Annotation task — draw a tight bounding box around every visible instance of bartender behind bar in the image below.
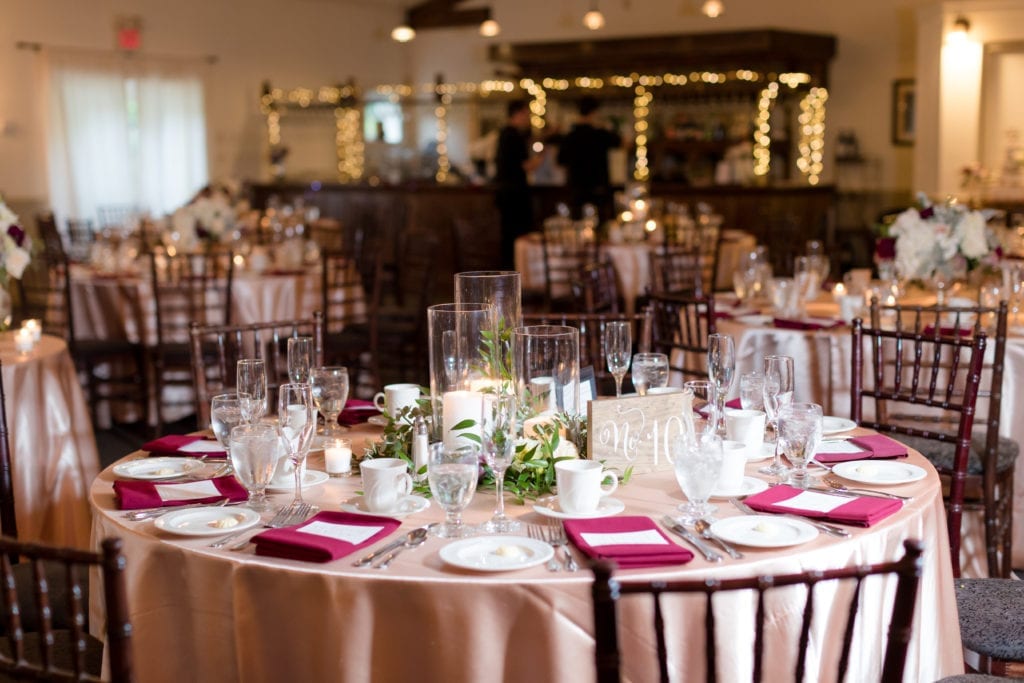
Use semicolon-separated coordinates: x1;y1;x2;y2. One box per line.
557;95;622;221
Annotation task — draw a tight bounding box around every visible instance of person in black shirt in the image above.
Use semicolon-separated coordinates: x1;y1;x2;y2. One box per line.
495;99;539;270
557;96;622;220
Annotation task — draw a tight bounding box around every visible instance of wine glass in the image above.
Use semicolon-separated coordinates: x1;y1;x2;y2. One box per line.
739;372;764;411
210;393;243;457
778;402;823;490
758;355;795;477
237;358;267;424
287;336;315;384
310;366;350;437
683;379;717;437
428;443;479;538
706;334;735;434
277;383;317;509
672;431;723;523
481;394;519;533
229;423;279;511
605;321;632;397
632;352;669;396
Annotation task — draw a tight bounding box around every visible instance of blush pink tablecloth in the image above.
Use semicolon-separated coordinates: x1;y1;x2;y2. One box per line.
89;426;962;682
2;333;99;549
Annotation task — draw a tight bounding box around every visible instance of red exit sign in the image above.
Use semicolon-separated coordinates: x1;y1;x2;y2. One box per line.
115;16;142;52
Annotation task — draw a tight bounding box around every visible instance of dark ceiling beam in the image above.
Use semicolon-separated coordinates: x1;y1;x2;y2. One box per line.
406;0;491;30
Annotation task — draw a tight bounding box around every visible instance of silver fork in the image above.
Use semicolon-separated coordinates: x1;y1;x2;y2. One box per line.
527;525;561;571
224;503;318;551
544;523;578;572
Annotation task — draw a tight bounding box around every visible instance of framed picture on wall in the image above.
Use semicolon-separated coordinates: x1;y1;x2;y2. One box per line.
892;79;916;146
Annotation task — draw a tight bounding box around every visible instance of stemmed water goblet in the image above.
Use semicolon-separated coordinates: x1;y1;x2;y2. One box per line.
632;352;669;396
672;431;723;523
683;379;717;437
228;422;279;511
277;383;317;511
237;358;267;424
310;366;350;437
604;321;632;397
778;402;823;490
287;336;315;384
428;443;479;538
210;393;244;458
481;394;519;533
706;334;735;434
758;355;795;477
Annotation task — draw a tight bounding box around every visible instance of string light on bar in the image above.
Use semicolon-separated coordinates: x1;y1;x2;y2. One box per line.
753;81;779;177
435;92;452;183
633;85;653;181
520;79;547;130
335;106;364;183
796;86;828;185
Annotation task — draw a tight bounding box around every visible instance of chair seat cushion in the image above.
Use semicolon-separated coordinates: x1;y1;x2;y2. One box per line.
956;578;1024;662
0;630;104;677
895;433;1018;475
937;675;1014;682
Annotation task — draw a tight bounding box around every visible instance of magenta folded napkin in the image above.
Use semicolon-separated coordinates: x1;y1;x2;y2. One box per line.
114;475;247;510
772;317;844;331
338;399;381;427
253;511;401;563
141;434;227;458
726;398;742;409
742;484;902;527
815;434;909;464
563;516;694;568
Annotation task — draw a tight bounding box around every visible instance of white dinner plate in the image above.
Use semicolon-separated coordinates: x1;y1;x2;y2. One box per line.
265;470;330;493
710;515;818;548
821;416;857;435
340;494;430;518
154;507;261;537
735;314;773;326
709;477;769;500
831;460;927;486
532;496;625;520
439;536;554;572
113;457;202;481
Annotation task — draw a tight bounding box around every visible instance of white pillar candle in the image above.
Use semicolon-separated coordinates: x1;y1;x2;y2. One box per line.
22;319;41;342
13;328;34;353
441;390;483;450
324;440;352;477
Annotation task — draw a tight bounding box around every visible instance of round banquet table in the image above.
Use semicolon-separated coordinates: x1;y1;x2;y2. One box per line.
89;425;963;682
2;332;99;549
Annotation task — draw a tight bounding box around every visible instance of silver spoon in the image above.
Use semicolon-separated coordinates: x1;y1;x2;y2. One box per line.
374;527;429;569
693;519;744;559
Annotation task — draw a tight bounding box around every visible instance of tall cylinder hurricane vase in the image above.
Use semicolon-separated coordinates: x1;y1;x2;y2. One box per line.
513;325;580;423
428;303;498;449
454;270;521;392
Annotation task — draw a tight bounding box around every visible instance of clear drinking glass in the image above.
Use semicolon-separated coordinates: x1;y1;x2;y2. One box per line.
672;431;723;523
229;423;279;511
758;355;795;477
738;372;764;411
428;443;479;539
683;379;717;437
287;336;315;384
604;321;632;397
481;394;519;533
277;383;317;507
310;366;350;437
706;334;735;434
210;393;243;456
779;402;823;489
237;359;268;424
632;352;669;396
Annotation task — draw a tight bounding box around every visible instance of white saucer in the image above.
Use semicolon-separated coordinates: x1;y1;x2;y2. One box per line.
367;415;389;427
440;536;553;572
265;470;330;493
709;477;769;500
532;496;625;520
340;494;429;517
735;314;773;326
822;416;857;435
747;443;775;462
154;507;261;537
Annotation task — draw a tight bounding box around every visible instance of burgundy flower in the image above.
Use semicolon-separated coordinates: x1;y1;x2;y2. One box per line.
195;225;211;240
918;206;935;220
875;236;896;259
6;224;25;248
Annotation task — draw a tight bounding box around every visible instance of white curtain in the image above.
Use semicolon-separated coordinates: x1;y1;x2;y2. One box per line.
45;51;208;223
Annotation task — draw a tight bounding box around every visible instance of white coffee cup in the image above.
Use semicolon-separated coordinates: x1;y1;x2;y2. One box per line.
361;458;413;512
839;294;864;323
715;440;748;494
373;383;421;418
555;460;619;514
725;409;767;454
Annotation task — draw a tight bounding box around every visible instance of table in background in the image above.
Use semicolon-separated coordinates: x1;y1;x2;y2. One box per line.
2;333;99;549
89;427;961;682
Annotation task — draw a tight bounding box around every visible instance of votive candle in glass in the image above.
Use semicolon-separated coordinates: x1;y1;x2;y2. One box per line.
323;438;353;477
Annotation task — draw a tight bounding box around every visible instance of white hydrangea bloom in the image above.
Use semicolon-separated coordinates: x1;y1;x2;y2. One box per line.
958;211;990;259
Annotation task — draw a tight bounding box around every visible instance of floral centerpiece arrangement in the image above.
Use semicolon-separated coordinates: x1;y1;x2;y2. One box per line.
0;196;32;283
887;193;1000;281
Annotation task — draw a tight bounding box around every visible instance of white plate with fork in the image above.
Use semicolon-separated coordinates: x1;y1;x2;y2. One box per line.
439;536;553;572
154;507;261;537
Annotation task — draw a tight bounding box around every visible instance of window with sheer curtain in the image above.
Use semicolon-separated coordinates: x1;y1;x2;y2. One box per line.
46;51;209;224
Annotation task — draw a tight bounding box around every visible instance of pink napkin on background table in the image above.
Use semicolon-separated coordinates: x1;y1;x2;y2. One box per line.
815;434;909;464
772;317;844;331
141;434;227;458
338;399;381;427
742;484;902;527
725;398;742;409
563;516;694;568
253;511;401;563
114;475;247;510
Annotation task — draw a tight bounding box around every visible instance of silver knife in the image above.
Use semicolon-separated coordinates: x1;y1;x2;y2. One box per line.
729;498;851;538
353;524;436;567
660;516;722;562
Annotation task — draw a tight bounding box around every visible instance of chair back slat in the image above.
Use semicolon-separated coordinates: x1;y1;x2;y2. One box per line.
835;575;864;680
703;591;716;683
648;292;716;382
572;261;621;313
652;594;669;683
794;578;815;683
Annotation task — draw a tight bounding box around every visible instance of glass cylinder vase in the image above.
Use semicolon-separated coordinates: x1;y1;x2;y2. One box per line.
455;271;521;391
428;303;497;448
513;325;580;422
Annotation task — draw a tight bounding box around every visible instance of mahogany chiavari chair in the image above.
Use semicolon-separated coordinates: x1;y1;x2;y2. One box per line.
648;245;705;296
540;224;600;312
571;260;622;314
321;246;379;394
647;291;716;384
591;539;925;683
188;312;324;430
850;317;986;577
